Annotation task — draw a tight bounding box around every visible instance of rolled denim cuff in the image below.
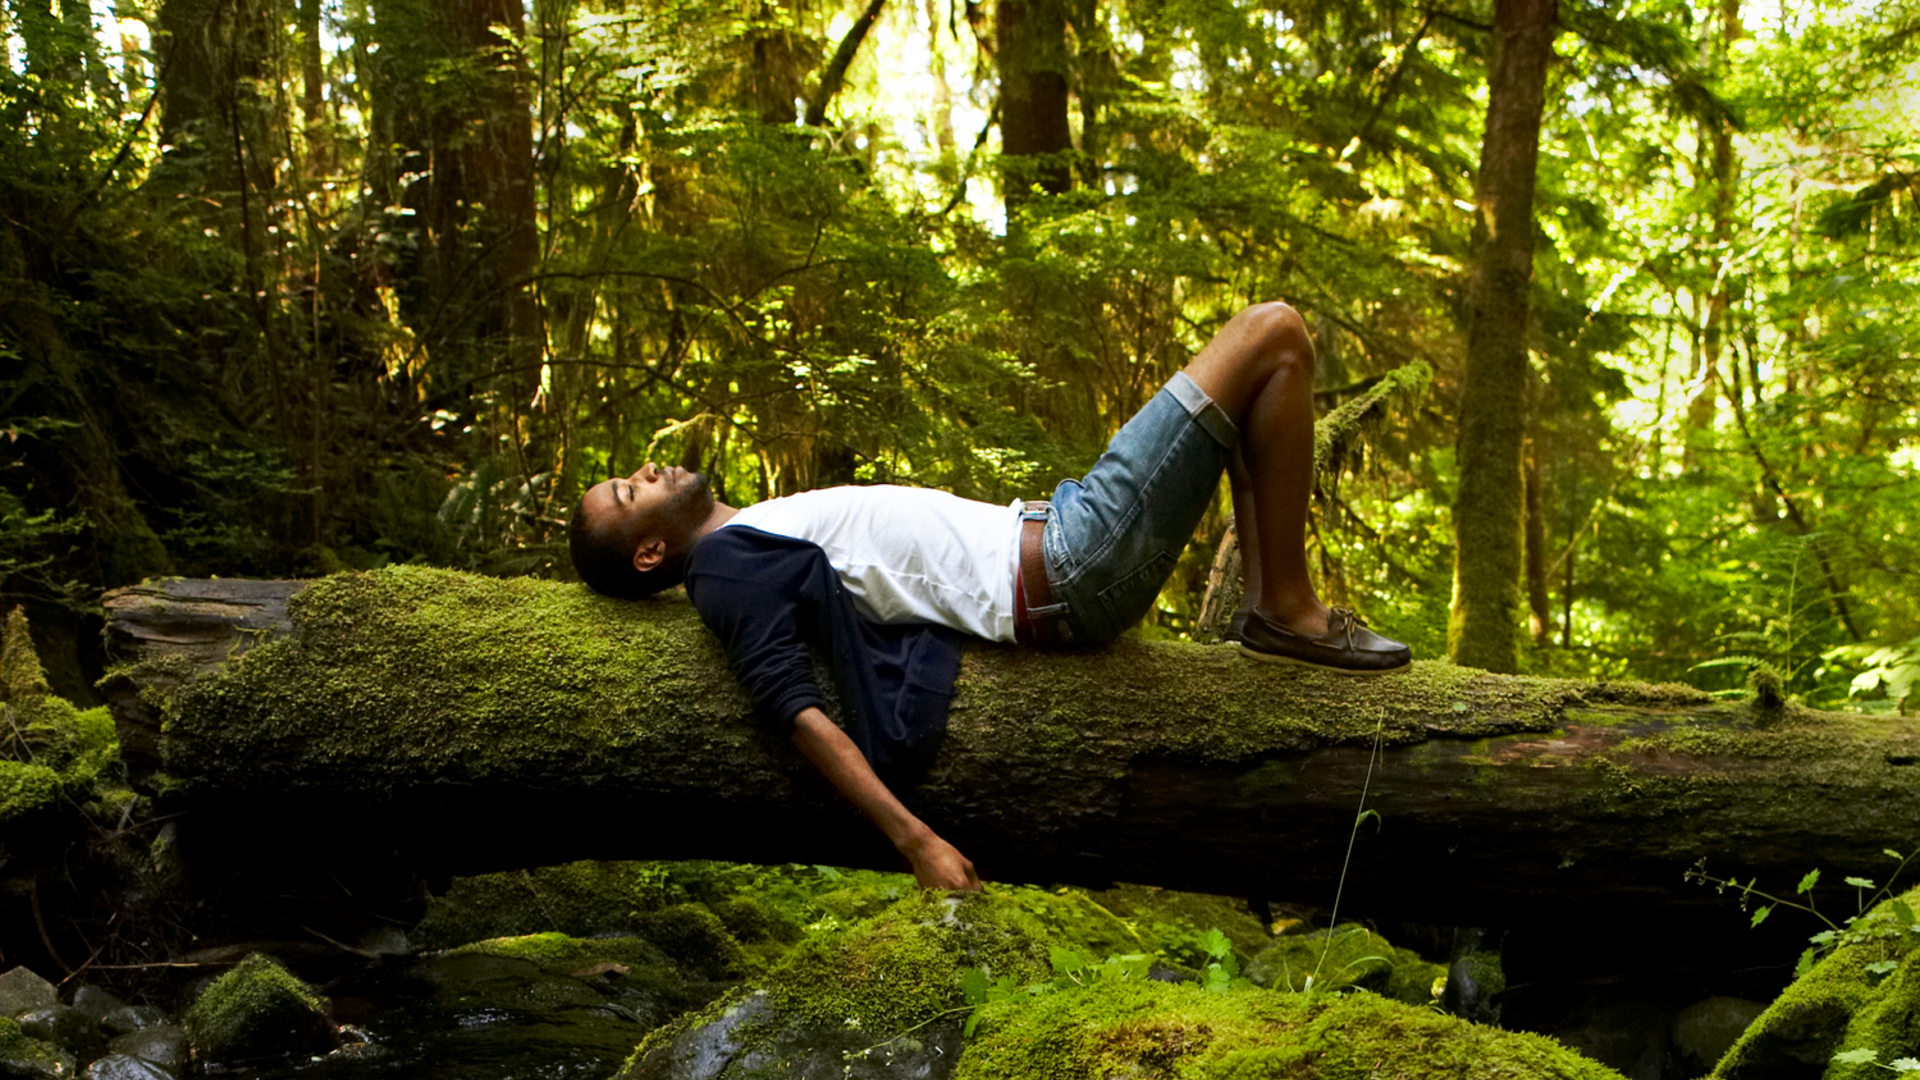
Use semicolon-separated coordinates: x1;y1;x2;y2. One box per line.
1165;370;1239;449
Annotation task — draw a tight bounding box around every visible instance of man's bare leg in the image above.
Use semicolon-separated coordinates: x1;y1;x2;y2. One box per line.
1185;302;1329;636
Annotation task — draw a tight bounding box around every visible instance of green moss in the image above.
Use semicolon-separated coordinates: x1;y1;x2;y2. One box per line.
619;889;1054;1076
765;890;1049;1034
1;607;118;827
162;568;752;790
450;932;667;970
1247;925;1443;1005
0;760;62;821
184;953;333;1062
955;979;1623;1079
413;861;677;949
1715;885;1920;1080
0;1014;75;1076
1083;883;1273;965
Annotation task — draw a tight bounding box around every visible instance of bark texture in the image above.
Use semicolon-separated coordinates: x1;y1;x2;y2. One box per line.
996;0;1072;204
103;570;1920;927
1448;0;1557;674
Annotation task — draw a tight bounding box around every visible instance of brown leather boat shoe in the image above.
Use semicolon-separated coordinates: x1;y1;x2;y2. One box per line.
1236;607;1411;674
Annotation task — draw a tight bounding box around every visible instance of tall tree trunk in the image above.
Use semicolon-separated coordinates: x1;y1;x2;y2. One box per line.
1524;436;1552;646
369;0;539;425
805;0;886;126
996;0;1072;207
1446;0;1556;674
1685;0;1742;466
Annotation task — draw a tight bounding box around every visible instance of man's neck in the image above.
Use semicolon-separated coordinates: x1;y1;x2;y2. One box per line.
690;502;738;544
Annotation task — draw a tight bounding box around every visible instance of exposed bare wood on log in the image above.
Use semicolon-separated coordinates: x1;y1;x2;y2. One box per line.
101;572;1920;927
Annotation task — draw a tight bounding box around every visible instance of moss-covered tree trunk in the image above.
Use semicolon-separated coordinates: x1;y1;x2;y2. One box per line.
104;571;1920;928
1448;0;1557;674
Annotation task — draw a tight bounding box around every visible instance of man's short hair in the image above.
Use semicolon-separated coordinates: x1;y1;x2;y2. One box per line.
568;498;688;599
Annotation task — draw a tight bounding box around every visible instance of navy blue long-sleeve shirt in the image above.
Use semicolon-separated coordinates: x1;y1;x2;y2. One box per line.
683;525;964;780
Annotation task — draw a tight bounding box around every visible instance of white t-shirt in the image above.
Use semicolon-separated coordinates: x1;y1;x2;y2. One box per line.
724;486;1024;642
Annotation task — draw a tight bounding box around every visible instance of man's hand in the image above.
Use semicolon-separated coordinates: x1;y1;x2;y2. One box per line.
789;706;983;892
900;830;981;892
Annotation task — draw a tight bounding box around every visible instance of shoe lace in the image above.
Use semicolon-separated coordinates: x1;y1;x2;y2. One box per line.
1327;606;1367;649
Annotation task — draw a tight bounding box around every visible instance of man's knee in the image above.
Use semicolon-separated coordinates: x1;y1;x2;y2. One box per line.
1231;302;1314;371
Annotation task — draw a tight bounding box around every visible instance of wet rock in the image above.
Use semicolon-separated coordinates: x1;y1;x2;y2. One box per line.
625;990;962;1080
108;1023;187;1073
1246;925;1446;1005
0;969;57;1020
66;988;125;1025
443;932;727;1028
958;978;1627;1079
182;954;336;1065
1671;996;1764;1075
80;1054;170;1080
16;1007;101;1059
0;1015;76;1079
1549;996;1682;1080
1444;949;1506;1025
357;926;410;957
619;891;1049;1080
1716;884;1920;1080
98;1008;164;1039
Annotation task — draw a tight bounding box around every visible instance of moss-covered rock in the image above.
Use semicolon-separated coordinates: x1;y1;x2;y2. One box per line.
1246;924;1446;1005
414;860;906;975
1715;885;1920;1080
183;953;336;1064
958;979;1624;1079
412;861;678;949
0;1015;73;1079
618;890;1051;1079
1443;948;1506;1025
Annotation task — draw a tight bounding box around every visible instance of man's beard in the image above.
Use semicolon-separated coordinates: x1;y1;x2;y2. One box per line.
656;470;715;546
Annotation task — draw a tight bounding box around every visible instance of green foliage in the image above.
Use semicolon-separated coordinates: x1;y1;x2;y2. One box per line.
0;0;1917;696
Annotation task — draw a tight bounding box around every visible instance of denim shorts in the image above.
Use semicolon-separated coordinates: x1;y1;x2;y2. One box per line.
1037;371;1238;644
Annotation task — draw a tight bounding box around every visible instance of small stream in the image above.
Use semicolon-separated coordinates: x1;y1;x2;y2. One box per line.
229;952;689;1080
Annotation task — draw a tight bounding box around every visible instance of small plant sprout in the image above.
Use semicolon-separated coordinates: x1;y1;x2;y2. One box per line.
1689;846;1920;975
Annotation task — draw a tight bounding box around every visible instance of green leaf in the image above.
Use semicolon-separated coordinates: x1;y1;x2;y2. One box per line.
963;1012;983;1039
1751;905;1774;928
1198;928;1232;962
1832;1048;1879;1064
1893;900;1916;926
1811;930;1839;946
1049;946;1089;976
1356;808;1382;830
1846;876;1876;889
1800;869;1822;894
1886;849;1904;860
1888;1058;1920;1072
960;967;992;1005
1866;959;1899;975
1796;948;1819;978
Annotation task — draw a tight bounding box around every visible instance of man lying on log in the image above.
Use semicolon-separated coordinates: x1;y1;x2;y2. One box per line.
566;302;1411;891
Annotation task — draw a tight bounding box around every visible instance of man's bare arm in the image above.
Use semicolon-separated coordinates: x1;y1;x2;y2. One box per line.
789;706;980;891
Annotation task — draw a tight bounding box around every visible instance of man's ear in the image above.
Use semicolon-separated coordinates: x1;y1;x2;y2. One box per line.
632;537;668;573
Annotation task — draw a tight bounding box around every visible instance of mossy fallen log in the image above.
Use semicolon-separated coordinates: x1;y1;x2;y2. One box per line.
101;569;1920;926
